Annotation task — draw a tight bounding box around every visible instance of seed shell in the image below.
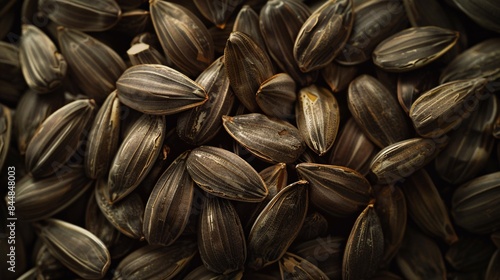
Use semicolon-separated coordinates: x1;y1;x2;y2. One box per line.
256;73;296;120
279;252;329;280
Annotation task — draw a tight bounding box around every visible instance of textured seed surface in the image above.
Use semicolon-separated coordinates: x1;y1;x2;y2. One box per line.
256;73;296;119
279;252;329;279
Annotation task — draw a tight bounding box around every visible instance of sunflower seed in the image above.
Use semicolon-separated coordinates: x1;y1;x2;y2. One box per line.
296;162;372;217
150;0;214;76
296;84;339;156
492;232;500;248
208;21;234;54
112;9;150;36
36;245;75;279
401;169;458;244
25;99;96;178
19;24;66;93
116;64;208;115
194;0;243;28
486;249;500;280
233;5;266;51
36;219;111;279
321;62;357;93
222;113;306;163
0;41;22;83
108;114;165;203
294;0;353;72
0;104;12;172
184;265;243;280
58;27;126;103
452;0;500;33
256;73;296;120
373;26;459;72
410;77;489;138
295;211;328;242
348;74;410;148
199;195;246;274
279;252;329;280
127;42;168;66
113;239;197;280
445;236;496;272
224;31;274;112
143;151;194;246
247;180;308;270
397;68;439;114
452;171;500;234
343;204;384;280
177;56;235;145
291;236;344;279
370;137;447;184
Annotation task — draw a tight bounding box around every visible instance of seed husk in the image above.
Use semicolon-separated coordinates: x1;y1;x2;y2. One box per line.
19;24;66;93
342;204;384;280
107;114;165;203
397;68;440;114
296;162;372;217
452;0;500;33
199;195;246;274
36;245;75;280
409;77;488;138
256;73;296;120
25;99;96;178
194;0;243;29
295;211;329;242
36;219;111;279
294;0;353;72
233;5;266;51
0;104;12;172
291;236;344;279
224;31;274;112
247;180;309;270
279;252;329;279
113;240;197;280
296;84;339;156
321;62;357;93
177;56;235;145
401;169;458;245
348;74;410;149
452;172;500;234
150;0;214;77
222;113;306;163
184;265;243;280
373;26;459;72
58;27;126;103
143;151;194;246
186;145;268;202
116;64;208;115
127;42;169;66
0;41;22;83
445;236;496;272
85;90;121;179
112;9;150;36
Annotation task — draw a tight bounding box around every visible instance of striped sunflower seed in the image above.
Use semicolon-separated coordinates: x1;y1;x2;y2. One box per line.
36;245;74;280
199;195;246;274
373;26;459;72
14;89;64;156
233;5;266;51
187;146;268;202
348;74;410;148
25;99;96;178
58;27;126;103
177;56;235;145
397;68;439;114
0;41;22;83
194;0;243;29
143;151;194;246
342;204;384;280
184;265;243;280
445;236;496;272
279;252;329;280
294;0;353;72
403;0;457;29
336;0;408;65
401;169;458;245
0;104;12;172
224;31;274;112
295;211;328;242
116;64;208;115
13;167;92;221
108;114;165;203
113;240;197;280
296;84;340;156
409;77;488;138
452;172;500;234
369;137;447;184
321;62;357;93
222;113;306;163
19;24;66;93
453;0;500;33
296;162;372;217
256;73;296;120
150;0;214;77
247;180;309;270
208;21;234;54
291;236;344;279
85;90;120;179
112;9;150;36
95;179;144;240
127;42;169;66
39;0;121;31
36;219;111;279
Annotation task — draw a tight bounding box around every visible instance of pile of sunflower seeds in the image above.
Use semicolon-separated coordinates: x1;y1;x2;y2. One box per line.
1;0;500;279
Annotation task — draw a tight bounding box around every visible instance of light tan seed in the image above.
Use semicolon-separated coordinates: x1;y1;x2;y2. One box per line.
222;113;306;163
279;252;329;279
116;64;208;115
256;73;296;120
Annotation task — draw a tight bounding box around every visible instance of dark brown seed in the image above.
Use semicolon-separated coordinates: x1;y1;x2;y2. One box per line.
112;9;150;36
25;99;96;178
342;204;384;280
291;236;344;279
397;68;440;114
486;249;500;280
348;74;410;149
186;146;268;202
116;64;208;115
127;42;169;66
279;252;329;280
492;232;500;248
233;5;266;51
222;113;306;163
445;236;496;272
36;245;74;280
208;21;234;54
199;195;246;274
295;211;329;242
256;73;296;120
453;0;500;33
321;62;357;93
0;104;12;172
247;180;309;270
294;0;353;72
143;151;194;246
193;0;243;28
296;163;372;217
184;265;243;280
